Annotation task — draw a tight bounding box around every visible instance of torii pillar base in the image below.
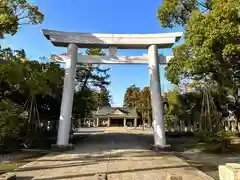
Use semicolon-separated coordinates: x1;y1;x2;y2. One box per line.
51;144;74;152
149;144;172;152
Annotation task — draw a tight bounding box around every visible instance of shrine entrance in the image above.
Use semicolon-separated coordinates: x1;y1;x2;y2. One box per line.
42;29;182;148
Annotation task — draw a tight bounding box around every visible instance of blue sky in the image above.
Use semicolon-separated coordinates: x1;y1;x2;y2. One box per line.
1;0;183;106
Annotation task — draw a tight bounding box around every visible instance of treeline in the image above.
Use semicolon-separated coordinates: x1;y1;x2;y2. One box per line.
157;0;240;141
123;83;240;140
123;85;152;126
0;47;111;152
123;85;167;126
0;1;112;152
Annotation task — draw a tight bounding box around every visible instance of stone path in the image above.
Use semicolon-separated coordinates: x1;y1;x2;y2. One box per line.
8;128;215;180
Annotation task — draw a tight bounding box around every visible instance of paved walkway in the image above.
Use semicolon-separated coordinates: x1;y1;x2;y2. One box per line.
9;128;214;180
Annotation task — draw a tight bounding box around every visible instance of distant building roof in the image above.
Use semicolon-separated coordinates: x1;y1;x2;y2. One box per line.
94;107;138;118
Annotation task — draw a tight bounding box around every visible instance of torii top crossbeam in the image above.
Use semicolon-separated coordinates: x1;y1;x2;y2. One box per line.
42;29;182;49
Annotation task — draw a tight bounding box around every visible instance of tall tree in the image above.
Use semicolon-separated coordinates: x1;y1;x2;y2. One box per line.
159;0;240;128
123;85;153;126
139;87;152;125
0;47;64;149
75;48;110;91
0;49;63;132
0;0;44;38
123;85;141;108
72;88;111;128
157;0;212;28
158;0;240;88
98;87;111;108
72;48;111;127
165;88;185;129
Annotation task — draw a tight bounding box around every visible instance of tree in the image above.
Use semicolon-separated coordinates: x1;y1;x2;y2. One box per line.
0;49;64;132
0;46;66;149
157;0;212;28
75;48;110;91
72;88;93;126
72;48;111;127
200;86;223;139
123;85;141;108
97;88;111;108
138;87;152;125
123;85;153;126
72;88;111;128
158;0;240;88
165;88;183;129
159;0;240;131
0;99;25;143
0;0;44;38
163;0;239;84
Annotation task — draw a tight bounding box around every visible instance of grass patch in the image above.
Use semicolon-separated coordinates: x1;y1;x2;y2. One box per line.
0;133;88;175
169;133;240;153
0;150;48;175
0;162;25;174
176;154;219;180
171;135;240;180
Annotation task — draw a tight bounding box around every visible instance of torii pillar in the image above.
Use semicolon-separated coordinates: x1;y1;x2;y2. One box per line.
57;44;77;145
148;45;166;146
42;29;182;148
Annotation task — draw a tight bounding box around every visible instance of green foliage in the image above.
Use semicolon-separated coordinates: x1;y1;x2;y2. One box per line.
165;88;187;129
0;46;112;150
164;0;240;88
76;48;110;91
165;88;183;125
159;0;240;132
200;86;223;140
157;0;212;28
72;87;111;125
73;88;93;121
139;87;152;125
0;0;44;38
97;87;111;107
21;61;63;96
123;85;141;108
72;48;111;127
0;48;64;97
0;99;25;140
123;85;152;125
0;47;65;137
86;48;105;56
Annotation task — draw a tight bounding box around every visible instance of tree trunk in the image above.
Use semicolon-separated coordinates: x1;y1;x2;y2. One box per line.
80;65;92;91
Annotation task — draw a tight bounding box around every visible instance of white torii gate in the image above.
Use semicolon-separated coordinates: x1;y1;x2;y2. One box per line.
42;29;182;148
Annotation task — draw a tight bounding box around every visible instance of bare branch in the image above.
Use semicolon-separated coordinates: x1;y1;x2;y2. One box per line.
18;15;29;21
16;9;25;17
197;0;212;11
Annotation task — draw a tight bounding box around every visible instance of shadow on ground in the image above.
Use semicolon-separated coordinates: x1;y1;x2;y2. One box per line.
68;132;154;154
2;131;224;179
27;165;194;180
168;136;240;180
